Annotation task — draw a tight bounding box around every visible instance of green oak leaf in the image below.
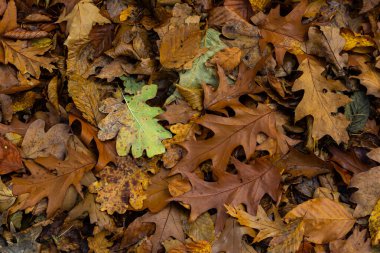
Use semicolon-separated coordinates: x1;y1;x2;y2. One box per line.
97;85;172;158
120;76;145;95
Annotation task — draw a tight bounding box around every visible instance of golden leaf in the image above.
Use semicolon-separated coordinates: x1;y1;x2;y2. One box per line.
176;84;203;110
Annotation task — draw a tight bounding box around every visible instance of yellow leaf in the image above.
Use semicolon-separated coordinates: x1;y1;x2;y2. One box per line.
88;230;113;253
119;6;137;22
12;91;40;112
369;198;380;245
176;84;203;110
249;0;270;12
341;28;375;51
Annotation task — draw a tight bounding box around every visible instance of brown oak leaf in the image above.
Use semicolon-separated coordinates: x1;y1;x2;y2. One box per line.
0;136;23;174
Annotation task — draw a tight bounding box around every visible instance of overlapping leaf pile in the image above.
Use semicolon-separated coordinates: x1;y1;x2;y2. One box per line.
0;0;380;252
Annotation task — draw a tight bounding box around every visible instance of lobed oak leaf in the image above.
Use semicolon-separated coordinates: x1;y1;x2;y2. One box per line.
12;136;96;217
21;119;71;160
68;75;104;126
173;157;281;232
171;102;291;178
97;85;172;158
203;63;259;111
66;193;115;231
293;57;351;144
89;157;150;214
350;55;380;98
0;137;23;174
136;204;185;253
212;217;257;253
257;0;309;64
159;100;199;125
285;198;355;244
69;114;117;170
226;205;304;253
340;28;375;51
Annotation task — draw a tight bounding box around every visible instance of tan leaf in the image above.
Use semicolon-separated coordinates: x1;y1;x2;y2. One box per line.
209;47;242;71
68;75;104;126
66;193;115;231
350;166;380;217
285;198;355;244
21;119;71;160
57;0;110;45
1;40;55;78
330;227;371;252
0;0;17;35
293;57;351;143
350;55;380;98
176;84;203;111
0;177;15;212
159;24;204;69
367;148;380;163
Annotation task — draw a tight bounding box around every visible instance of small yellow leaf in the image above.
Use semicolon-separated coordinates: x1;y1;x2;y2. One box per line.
369;198;380;245
119;6;137;22
341;28;375;51
12;91;40;112
249;0;270;11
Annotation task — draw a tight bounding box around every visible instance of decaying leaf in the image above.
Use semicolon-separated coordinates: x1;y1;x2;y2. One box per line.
89;156;150;214
330;226;371;252
0;136;22;174
21;119;71;160
88;229;113;253
98;85;172;157
350;166;380;217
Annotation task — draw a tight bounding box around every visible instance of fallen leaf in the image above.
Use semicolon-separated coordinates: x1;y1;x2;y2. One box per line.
209;47;242;71
172;102;291;178
285;198;355;243
89;157;150;214
68;75;104;126
159;24;204;69
0;177;15;212
330;226;371;252
174;157;281;232
57;0;110;45
66;193;115;231
367;148;380;163
88;230;113;253
69;114;117;170
293;57;351;143
159;100;199;125
183;212;215;243
137;204;185;253
98;85;172;158
329;146;370;174
350;55;380;98
345;91;370;133
350;166;380;217
12;136;96;217
258;0;309;64
0;136;22;174
21;119;71;160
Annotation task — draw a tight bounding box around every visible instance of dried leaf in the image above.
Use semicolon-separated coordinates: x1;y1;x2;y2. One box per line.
285;198;355;243
350;166;380;217
330;227;371;252
47;76;59;111
209;47;242;71
293;57;351;143
68;75;104;126
12;136;96;217
0;137;22;174
88;230;113;253
21;119;71;160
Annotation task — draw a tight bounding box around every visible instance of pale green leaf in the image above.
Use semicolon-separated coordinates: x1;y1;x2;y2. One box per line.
98;85;172;158
120;76;144;95
179;28;226;88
